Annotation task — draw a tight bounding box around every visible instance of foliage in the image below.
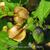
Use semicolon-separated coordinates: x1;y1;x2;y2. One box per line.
0;0;50;50
32;0;50;25
0;31;18;50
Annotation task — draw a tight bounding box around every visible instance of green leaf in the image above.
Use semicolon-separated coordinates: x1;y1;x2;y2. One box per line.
0;41;8;50
27;17;35;31
32;0;50;24
7;12;14;16
32;29;44;44
27;17;33;24
0;31;18;47
0;8;4;18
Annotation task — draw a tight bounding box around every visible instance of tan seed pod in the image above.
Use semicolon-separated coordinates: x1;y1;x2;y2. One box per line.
14;7;22;14
13;30;26;42
14;16;25;25
46;42;50;47
0;2;5;7
8;25;20;38
14;7;29;19
14;7;29;13
0;2;5;10
18;10;29;19
8;24;27;42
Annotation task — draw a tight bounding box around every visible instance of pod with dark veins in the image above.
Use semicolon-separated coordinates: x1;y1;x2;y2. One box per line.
13;30;26;42
8;25;20;38
8;24;27;42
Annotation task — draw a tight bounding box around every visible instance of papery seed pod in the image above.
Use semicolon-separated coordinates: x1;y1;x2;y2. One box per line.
14;16;25;25
14;7;29;19
8;24;27;42
46;42;50;47
13;30;26;42
18;9;29;19
13;25;27;42
8;25;20;38
14;7;29;13
0;2;5;10
0;2;5;7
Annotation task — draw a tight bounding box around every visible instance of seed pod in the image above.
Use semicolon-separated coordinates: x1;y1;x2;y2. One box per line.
14;16;25;25
14;7;29;19
8;25;20;38
18;9;29;19
8;24;27;42
0;2;5;7
13;30;26;42
0;2;5;10
46;42;50;47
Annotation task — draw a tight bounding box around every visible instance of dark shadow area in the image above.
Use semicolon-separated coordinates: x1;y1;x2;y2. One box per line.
45;29;50;42
23;0;41;12
42;29;50;50
44;45;50;50
45;14;50;25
